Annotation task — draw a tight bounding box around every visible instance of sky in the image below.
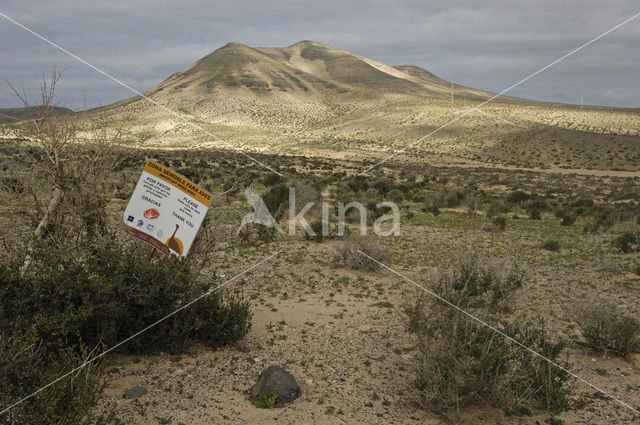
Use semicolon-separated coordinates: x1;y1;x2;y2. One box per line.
0;0;638;109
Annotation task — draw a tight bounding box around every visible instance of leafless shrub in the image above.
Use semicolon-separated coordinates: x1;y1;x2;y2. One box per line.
334;235;390;271
575;303;640;359
602;259;622;275
6;69;125;271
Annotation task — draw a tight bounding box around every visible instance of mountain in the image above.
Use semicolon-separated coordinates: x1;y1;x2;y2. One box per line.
151;40;496;100
87;41;638;172
97;40;511;145
0;106;73;124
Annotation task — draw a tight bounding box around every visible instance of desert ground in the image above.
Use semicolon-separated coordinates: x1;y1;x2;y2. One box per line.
1;41;639;425
96;150;640;425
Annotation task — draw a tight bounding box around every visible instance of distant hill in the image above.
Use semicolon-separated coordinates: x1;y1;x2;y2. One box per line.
0;106;73;124
85;41;638;172
151;40;499;101
95;40;523;142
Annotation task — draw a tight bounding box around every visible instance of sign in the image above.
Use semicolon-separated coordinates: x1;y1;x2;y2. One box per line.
123;160;212;257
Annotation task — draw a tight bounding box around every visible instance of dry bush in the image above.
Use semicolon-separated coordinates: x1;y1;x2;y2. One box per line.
238;222;278;246
404;253;571;416
612;231;639;253
4;70;124;269
602;259;622;275
575;303;640;359
291;181;321;219
0;72;251;423
541;239;560;252
334;235;390;271
0;332;114;425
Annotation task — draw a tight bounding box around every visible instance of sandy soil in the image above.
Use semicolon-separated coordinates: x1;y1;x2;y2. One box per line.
98;230;640;424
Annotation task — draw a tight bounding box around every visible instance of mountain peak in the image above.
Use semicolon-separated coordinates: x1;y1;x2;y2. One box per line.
216;42;252;52
289;40;328;47
152;41;497;102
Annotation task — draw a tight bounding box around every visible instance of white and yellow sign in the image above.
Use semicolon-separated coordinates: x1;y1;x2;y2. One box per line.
123;160;212;257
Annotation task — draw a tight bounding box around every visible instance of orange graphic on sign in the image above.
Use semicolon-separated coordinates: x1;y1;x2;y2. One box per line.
144;208;160;219
165;224;184;255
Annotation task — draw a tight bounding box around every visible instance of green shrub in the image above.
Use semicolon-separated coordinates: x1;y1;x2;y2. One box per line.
372;180;390;195
576;304;640;359
304;220;325;241
487;199;511;217
612;232;638;253
422;204;440;216
0;331;113;425
560;214;576;226
249;392;281;409
402;205;415;220
508;190;531;204
492;215;507;231
410;190;426;203
238;223;277;246
404;255;570;415
582;212;615;234
542;239;560;251
525;198;549;213
0;241;252;354
422;188;466;211
334;236;390;271
262;173;283;187
346;176;368;192
528;209;542;220
443;188;466;208
0;236;252;423
388;189;404;203
262;184;288;218
554;208;568;220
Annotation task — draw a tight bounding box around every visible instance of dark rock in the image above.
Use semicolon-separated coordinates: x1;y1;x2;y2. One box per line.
249;365;301;404
124;385;147;400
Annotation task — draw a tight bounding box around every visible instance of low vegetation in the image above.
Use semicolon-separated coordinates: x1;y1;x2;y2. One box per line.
1;73;639;424
0;79;252;424
334;236;390;271
575;303;640;360
249;393;281;409
404;254;571;416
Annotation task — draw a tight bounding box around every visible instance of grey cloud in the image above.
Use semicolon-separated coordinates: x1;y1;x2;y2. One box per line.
0;0;638;108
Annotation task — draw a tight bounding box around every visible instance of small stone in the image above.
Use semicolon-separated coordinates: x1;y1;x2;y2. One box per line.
249;365;301;404
305;379;313;386
124;386;147;400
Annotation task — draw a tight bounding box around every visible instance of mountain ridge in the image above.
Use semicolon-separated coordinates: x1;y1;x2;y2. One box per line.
149;40;502;102
0;106;73;124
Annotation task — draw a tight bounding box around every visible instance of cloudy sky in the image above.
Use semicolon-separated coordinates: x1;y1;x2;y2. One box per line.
1;0;638;109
